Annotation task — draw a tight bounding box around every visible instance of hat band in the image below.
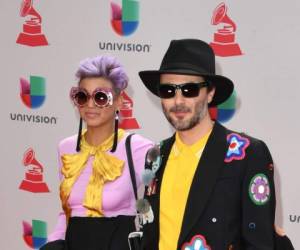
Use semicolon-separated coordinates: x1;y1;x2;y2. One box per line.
160;62;214;75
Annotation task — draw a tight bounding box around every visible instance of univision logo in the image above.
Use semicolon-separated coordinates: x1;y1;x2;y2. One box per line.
209;90;237;123
111;0;139;36
22;219;47;249
20;76;46;109
9;75;58;125
289;214;300;223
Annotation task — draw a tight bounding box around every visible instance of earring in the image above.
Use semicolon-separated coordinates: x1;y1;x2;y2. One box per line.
76;118;83;152
110;110;119;152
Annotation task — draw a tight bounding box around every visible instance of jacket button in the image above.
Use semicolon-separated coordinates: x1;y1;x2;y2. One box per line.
249;222;256;229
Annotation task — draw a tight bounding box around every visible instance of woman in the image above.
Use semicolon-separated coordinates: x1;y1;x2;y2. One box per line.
42;55;153;250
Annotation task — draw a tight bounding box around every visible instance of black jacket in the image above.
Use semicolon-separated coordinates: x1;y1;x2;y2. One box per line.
142;122;278;250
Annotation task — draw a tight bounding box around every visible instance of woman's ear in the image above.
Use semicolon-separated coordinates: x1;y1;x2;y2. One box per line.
115;91;124;110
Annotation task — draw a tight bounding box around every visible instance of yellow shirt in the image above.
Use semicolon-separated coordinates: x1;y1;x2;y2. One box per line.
159;130;211;250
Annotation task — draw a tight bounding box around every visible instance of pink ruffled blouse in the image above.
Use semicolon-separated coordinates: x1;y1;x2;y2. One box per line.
48;133;153;241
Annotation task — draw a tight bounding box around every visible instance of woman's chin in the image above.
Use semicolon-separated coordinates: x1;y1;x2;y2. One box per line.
84;120;104;128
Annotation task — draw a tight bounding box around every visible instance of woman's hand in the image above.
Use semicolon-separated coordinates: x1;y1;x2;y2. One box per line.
275;225;286;236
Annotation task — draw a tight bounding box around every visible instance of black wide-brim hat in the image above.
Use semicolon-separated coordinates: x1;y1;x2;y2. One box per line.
139;39;234;106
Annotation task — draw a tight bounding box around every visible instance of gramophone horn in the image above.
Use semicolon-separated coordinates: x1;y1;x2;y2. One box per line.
211;2;236;32
23;148;43;172
20;0;42;23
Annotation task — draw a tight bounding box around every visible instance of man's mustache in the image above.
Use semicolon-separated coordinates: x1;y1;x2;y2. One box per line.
169;105;191;113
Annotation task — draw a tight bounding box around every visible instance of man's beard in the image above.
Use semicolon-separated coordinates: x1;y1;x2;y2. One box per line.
162;100;208;131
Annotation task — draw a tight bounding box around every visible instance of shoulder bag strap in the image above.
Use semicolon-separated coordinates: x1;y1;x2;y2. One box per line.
125;133;138;201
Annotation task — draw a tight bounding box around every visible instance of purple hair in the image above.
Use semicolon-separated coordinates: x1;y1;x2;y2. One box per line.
75;55;128;94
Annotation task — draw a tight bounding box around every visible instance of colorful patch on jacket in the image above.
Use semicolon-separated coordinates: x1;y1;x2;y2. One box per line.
140;204;154;225
249;173;271;205
152;155;162;173
146;178;157;196
268;163;274;171
225;133;250;163
143;144;161;196
181;234;211;250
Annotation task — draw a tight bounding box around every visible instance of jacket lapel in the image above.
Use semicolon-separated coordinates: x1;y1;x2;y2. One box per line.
150;135;175;248
177;122;228;247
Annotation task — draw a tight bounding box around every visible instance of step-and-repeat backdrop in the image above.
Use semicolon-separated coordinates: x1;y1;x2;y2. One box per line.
1;0;299;249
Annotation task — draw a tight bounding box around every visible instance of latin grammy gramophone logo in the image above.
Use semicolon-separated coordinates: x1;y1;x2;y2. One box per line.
119;91;140;129
16;0;48;46
19;148;50;193
210;2;242;57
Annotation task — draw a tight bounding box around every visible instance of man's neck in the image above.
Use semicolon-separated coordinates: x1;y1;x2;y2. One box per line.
177;116;214;146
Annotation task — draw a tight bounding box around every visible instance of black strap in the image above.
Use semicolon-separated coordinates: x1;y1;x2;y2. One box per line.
125;134;138;201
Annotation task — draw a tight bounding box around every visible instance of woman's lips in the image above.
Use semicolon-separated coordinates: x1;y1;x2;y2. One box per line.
85;112;100;118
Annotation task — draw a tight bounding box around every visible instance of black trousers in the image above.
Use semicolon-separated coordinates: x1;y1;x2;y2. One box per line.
41;216;136;250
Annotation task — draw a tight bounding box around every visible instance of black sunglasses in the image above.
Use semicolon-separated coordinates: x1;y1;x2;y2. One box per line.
158;82;209;99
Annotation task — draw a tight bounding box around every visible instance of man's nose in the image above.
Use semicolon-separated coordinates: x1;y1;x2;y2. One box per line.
174;89;185;105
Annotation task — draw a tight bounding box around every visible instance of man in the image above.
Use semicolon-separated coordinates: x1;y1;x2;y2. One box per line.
138;39;293;250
